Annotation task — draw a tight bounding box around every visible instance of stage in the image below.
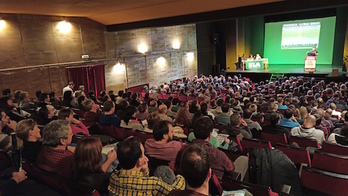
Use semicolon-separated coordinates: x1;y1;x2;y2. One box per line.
226;64;347;83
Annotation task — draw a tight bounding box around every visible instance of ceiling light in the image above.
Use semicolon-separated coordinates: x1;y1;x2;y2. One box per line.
57;20;71;34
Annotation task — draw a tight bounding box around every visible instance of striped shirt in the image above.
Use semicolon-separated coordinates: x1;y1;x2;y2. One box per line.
108;169;185;196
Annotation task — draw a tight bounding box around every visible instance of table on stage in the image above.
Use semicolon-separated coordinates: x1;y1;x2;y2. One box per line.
243;58;269;71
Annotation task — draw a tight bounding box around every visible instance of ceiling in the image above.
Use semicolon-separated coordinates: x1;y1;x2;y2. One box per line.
0;0;282;25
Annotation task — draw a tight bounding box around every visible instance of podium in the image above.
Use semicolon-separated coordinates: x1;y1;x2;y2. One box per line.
305;56;316;72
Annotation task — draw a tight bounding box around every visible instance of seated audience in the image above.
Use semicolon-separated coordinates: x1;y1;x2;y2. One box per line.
219;113;252;139
120;106;144;131
135;103;149;121
18;91;37;111
16;119;43;162
148;100;158;114
163;100;176;118
157;105;173;123
168;143;211;196
145;121;184;162
82;99;101;127
290;115;325;145
215;103;232;125
38;105;57;125
176;117;248;181
98;101;121;127
58;108;89;135
327;124;348;146
279;109;299;128
143;113;160;133
262;113;290;139
243;108;262;131
108;137;185;195
73;137;117;195
36;120;74;179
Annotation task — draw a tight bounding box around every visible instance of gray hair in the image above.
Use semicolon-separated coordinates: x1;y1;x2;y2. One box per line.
42;120;70;147
82;99;93;112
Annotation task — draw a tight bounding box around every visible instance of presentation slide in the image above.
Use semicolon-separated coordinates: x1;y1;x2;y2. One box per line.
281;22;321;49
264;16;336;65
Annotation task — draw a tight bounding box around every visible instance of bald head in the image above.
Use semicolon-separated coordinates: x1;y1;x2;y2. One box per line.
158;104;168;114
304;115;316;128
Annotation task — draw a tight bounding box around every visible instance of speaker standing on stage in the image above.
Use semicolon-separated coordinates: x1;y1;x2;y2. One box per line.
307;46;319;56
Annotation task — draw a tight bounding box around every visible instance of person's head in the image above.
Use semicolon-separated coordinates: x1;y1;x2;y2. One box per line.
16;119;41;142
193;116;213;140
284;109;293;119
249;104;257;113
63;90;73;100
42;120;72;148
39;93;50;103
340;124;348;138
58;108;74;123
303;115;316;128
117;137;148;171
149;100;157;108
2;89;11;97
138;103;148;114
74;137;103;173
103;101;115;113
221;103;229;113
0;110;10;129
35;90;42;99
312;45;316;51
68;82;75;89
329;103;337;111
163;100;172;110
19;92;30;102
38;105;54;120
268;102;278;112
313;114;322;126
125;105;137;120
200;102;208;114
153;121;173;142
270;112;281;125
158;104;168;114
243;108;253;119
325;108;333;119
147;113;160;130
83;99;97;112
230;113;241;126
216;98;224;107
300;106;308;119
180;143;211;188
175;108;192;128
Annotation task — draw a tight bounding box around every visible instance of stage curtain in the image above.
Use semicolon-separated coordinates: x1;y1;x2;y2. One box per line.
67;64;105;96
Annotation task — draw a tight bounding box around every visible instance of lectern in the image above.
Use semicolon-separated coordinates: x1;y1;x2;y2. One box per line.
305;56;316;72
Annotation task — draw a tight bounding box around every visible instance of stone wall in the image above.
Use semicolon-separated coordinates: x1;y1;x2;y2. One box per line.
104;24;197;92
0;13;197;96
0;14;106;96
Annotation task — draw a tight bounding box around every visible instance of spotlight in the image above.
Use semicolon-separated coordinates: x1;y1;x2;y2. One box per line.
113;62;125;74
0;19;5;30
157;57;166;66
138;43;148;54
172;39;180;49
186;52;194;61
57;20;71;33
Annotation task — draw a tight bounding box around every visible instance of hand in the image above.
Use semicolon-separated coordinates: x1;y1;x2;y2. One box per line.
67;146;75;153
71;118;81;125
6;120;17;131
239;119;248;127
224;137;230;144
107;149;117;162
13;103;19;108
12;170;27;184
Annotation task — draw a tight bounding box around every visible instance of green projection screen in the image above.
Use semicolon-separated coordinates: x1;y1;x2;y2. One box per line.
264;16;336;64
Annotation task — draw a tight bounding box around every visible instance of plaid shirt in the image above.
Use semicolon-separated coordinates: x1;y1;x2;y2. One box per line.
108;169;185;196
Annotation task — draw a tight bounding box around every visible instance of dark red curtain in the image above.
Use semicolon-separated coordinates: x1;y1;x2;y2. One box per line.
67;64;105;96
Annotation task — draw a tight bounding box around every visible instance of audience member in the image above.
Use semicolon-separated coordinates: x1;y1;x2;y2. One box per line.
279;109;299;128
145;121;184;162
108;137;185;195
290;115;325;145
98;101;121;127
219;113;252;139
58;108;89;135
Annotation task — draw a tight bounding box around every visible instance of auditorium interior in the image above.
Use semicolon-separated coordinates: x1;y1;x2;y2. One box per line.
1;0;348;195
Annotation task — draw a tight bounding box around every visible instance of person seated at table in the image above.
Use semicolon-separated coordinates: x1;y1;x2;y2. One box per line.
247;54;254;60
255;54;261;60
